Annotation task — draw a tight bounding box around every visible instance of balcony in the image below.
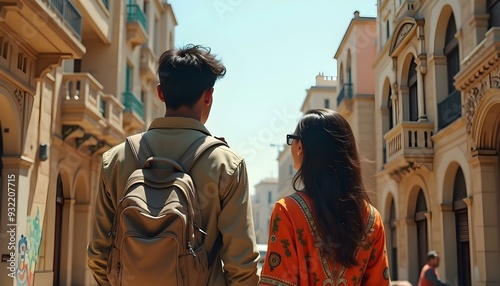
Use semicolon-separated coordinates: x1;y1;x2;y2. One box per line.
1;0;85;74
48;0;82;39
101;94;125;146
61;73;106;133
122;91;145;132
383;122;434;172
140;47;158;82
72;0;112;44
126;4;148;48
438;89;462;130
337;83;353;107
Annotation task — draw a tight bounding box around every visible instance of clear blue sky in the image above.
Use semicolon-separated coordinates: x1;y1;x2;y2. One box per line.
168;0;377;194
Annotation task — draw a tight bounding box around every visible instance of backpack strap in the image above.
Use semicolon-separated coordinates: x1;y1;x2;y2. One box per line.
178;136;228;172
126;132;155;168
178;136;227;269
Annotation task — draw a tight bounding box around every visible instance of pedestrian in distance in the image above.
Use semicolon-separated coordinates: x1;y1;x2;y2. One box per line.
87;44;260;286
418;251;451;286
259;108;391;286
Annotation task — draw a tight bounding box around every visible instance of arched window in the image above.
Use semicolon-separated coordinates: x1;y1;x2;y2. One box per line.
388;91;394;130
453;168;471;286
347;51;352;84
339;63;344;85
438;13;462;129
389;200;398;280
53;175;65;286
408;58;418;121
488;0;500;28
414;190;428;272
444;14;459;96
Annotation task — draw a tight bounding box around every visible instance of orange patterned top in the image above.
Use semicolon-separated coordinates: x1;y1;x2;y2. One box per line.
259;192;390;286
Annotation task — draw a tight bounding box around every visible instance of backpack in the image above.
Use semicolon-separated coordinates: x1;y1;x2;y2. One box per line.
107;134;227;286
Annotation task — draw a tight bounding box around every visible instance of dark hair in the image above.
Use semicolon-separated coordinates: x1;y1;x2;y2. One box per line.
157;44;226;110
292;108;370;267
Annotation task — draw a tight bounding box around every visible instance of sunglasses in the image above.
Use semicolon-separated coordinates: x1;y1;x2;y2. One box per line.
286;134;300;146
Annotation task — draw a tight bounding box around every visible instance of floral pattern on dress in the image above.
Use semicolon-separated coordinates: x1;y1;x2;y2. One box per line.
258;192;390;286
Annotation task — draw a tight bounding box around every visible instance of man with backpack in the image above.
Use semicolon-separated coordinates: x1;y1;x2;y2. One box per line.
87;44;260;286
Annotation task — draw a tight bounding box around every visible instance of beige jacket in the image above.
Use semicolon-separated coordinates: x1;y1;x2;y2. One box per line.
87;117;259;286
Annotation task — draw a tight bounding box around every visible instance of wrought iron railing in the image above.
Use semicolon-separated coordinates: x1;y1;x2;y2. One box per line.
48;0;82;39
438;89;461;130
337;83;353;107
123;91;144;119
127;4;148;32
101;0;109;9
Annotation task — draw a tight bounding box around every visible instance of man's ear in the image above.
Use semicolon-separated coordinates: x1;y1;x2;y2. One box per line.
204;87;214;105
157;84;165;102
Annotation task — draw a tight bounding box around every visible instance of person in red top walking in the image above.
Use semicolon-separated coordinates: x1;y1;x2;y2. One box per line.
418;251;450;286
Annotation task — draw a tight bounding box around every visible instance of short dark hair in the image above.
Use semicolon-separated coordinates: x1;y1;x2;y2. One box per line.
157;44;226;110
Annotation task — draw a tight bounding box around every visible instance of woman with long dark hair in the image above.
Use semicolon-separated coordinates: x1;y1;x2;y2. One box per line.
259;109;390;285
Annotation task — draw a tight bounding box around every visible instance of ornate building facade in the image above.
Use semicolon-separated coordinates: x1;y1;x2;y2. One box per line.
374;0;500;285
0;1;176;285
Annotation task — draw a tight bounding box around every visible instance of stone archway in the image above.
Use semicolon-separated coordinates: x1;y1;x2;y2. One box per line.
468;93;500;283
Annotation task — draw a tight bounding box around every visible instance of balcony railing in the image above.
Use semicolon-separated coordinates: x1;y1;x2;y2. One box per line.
438;89;462;130
101;0;109;9
61;73;104;129
123;91;144;119
140;47;157;80
49;0;82;39
384;122;434;164
337;83;353;107
101;94;124;134
127;4;147;32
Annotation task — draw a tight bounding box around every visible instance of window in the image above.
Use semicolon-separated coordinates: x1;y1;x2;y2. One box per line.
488;0;500;28
414;190;428;274
54;175;65;286
268;191;272;204
386;20;390;40
444;14;459;96
17;52;27;73
74;59;81;73
453;168;471;286
324;99;330;109
126;63;132;92
387;91;393;130
2;40;8;59
389;200;398;280
408;58;418;121
0;37;7;59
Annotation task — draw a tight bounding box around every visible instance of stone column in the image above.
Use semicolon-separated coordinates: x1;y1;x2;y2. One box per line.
469;150;500;285
416;56;428;121
391;83;398;126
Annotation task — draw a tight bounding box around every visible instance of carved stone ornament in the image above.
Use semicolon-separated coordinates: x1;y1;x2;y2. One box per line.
13;88;24;113
464;66;500;134
391;23;415;55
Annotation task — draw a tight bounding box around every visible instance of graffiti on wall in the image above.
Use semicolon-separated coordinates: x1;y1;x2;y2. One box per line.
16;209;42;286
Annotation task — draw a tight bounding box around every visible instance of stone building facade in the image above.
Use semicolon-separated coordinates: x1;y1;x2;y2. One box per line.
374;0;500;285
0;1;176;285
